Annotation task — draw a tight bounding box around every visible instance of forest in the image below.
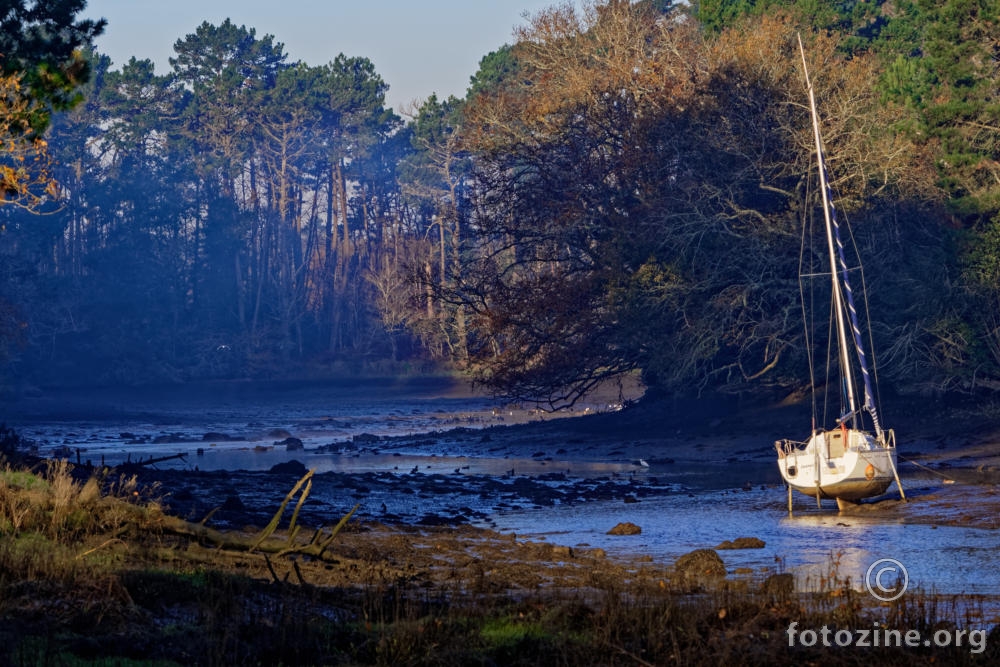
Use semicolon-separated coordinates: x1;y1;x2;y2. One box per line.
1;0;999;408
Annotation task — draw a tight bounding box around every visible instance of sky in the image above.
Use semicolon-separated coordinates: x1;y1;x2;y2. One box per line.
82;0;581;113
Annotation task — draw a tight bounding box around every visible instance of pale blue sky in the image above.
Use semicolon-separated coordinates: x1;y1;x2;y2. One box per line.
83;0;581;112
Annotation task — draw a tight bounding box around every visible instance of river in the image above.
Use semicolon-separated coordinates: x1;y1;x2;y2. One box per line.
6;378;998;613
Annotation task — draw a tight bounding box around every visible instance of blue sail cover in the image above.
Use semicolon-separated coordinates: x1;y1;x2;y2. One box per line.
816;150;882;435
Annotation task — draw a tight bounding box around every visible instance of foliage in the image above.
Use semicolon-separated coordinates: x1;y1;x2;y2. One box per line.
2;0;1000;399
452;4;935;404
467;45;519;100
888;0;1000;221
0;0;105;135
1;22;412;384
0;422;26;458
960;215;1000;388
0;72;56;210
0;0;101;216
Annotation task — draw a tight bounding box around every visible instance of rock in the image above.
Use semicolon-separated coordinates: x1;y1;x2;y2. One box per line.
268;460;308;476
276;436;303;451
606;522;642;536
714;536;766;550
203;432;235;442
673;548;726;579
153;433;186;444
220;495;245;511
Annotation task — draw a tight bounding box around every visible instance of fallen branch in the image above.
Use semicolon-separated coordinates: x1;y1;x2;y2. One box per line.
250;469;315;551
76;537;124;560
155;470;359;562
111;452;187;472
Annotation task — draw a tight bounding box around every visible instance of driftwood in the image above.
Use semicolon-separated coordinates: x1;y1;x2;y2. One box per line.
111;452;188;472
157;469;359;562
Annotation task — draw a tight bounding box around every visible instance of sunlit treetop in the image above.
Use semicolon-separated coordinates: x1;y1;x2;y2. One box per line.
0;0;106;136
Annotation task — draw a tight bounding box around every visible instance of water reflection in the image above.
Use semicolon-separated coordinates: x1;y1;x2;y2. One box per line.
484;486;1000;598
11;383;999;605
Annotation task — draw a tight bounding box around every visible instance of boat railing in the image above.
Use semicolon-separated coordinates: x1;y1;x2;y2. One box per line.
775;438;808;458
884;428;896;449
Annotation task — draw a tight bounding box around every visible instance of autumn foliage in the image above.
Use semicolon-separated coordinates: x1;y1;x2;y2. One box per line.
0;72;56;211
453;3;941;405
3;0;1000;402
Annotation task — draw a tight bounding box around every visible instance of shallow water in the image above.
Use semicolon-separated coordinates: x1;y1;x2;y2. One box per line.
8;381;999;608
10;378;505;457
482;482;1000;602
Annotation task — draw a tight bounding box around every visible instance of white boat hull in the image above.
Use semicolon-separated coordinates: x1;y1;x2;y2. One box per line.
776;428;897;503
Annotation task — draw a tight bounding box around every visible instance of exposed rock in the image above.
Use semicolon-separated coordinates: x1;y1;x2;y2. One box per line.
551;545;574;558
220;495;245;511
203;432;236;442
606;522;642;535
276;436;303;451
268;460;308;476
153;433;189;444
673;548;726;579
714;536;766;550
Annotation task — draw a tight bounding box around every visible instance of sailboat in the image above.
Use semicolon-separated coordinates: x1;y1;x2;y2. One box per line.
775;36;905;511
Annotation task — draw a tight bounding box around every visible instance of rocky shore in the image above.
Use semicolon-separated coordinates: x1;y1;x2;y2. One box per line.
3;385;999;665
123;390;1000;535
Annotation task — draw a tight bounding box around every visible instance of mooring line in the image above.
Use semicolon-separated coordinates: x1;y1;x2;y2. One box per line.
899;454;955;484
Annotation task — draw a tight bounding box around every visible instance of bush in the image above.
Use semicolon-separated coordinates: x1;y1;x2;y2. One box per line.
0;423;24;458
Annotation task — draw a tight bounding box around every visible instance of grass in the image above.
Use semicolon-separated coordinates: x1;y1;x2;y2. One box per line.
0;425;997;665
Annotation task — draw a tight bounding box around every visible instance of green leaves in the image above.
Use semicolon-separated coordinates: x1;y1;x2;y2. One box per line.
0;0;105;135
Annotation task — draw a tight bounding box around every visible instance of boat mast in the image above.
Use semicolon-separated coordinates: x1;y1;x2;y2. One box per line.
797;35;883;437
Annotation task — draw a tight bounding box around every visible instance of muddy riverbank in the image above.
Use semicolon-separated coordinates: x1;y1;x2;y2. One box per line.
8;379;1000;591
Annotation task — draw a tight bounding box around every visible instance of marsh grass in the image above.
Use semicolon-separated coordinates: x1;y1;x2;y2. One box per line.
0;440;995;665
0;460;161;541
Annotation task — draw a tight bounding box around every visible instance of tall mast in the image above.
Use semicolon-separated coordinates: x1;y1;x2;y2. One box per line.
797;35;883;437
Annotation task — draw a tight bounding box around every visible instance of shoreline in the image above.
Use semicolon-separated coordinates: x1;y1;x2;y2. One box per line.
10;379;1000;534
3;386;1000;664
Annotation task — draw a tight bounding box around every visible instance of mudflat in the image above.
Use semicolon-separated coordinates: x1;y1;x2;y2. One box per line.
3;382;999;664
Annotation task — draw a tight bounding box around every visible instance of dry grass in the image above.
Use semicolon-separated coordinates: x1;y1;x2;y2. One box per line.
0;459;162;541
